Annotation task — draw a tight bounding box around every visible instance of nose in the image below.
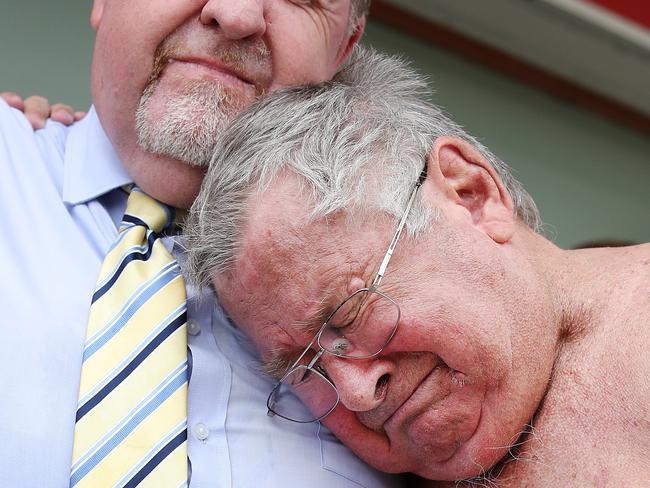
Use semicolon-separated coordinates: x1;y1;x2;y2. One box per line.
200;0;266;40
323;356;392;412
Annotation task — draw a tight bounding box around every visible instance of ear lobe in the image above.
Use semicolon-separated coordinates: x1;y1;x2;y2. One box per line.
90;0;105;30
426;136;515;244
335;16;366;67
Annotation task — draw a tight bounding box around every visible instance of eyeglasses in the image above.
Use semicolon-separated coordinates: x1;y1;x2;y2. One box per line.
266;168;427;423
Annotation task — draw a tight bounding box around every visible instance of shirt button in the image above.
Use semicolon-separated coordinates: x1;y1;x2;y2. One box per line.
193;423;209;441
187;320;201;336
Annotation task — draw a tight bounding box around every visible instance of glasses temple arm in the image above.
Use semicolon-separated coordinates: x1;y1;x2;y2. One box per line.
372;167;427;288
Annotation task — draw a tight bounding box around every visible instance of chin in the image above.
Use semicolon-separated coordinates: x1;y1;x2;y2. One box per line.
403;406;524;481
134;77;242;168
411;439;509;481
321;411;413;474
324;396;514;481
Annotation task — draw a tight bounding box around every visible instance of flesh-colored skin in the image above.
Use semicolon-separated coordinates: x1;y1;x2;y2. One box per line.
90;0;362;208
214;139;650;483
0;92;85;129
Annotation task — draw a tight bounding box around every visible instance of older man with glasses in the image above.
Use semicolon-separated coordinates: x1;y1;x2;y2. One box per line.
267;168;426;424
185;48;650;486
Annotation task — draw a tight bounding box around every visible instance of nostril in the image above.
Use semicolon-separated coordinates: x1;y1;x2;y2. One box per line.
375;374;390;400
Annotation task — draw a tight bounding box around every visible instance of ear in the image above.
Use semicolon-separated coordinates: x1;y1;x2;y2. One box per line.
90;0;105;30
424;136;515;243
335;16;366;67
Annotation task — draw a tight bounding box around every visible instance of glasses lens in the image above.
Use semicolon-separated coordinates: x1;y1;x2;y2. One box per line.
318;289;399;358
268;365;339;423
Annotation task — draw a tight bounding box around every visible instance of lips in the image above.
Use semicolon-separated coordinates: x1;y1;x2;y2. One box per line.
170;56;254;86
356;353;443;431
385;363;454;428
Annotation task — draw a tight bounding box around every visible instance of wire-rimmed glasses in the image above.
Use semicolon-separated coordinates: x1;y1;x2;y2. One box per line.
267;168;427;423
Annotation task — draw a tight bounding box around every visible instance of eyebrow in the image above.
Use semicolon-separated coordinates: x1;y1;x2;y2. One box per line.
261;264;372;379
262;346;299;380
295;302;330;335
262;305;330;380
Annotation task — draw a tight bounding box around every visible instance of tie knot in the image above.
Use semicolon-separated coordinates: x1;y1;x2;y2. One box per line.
121;187;183;233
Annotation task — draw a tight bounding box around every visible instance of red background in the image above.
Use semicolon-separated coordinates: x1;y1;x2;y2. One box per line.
586;0;650;30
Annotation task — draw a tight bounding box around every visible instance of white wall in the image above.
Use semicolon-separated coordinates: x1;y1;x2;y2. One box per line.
1;1;648;248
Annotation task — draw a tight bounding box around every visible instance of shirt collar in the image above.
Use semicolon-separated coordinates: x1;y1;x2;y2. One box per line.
62;105;133;205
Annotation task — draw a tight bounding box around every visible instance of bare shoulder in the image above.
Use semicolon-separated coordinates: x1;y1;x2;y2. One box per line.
469;245;650;487
585;243;650;334
409;244;650;487
612;243;650;335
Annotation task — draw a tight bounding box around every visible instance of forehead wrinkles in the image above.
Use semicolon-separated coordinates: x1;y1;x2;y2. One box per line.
234;199;329;324
233;171;394;324
238;190;377;334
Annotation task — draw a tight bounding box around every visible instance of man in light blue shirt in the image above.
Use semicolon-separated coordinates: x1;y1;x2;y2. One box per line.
0;1;403;487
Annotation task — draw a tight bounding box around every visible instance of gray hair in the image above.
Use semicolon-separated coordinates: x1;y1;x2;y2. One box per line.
350;0;371;24
185;47;541;287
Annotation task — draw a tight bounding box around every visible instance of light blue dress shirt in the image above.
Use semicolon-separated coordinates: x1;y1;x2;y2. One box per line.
0;100;403;488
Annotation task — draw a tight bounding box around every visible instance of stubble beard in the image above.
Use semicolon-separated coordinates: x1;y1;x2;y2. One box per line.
135;76;245;168
134;29;270;169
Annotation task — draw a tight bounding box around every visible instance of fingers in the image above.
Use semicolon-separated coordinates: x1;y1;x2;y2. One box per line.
1;92;82;129
0;92;25;111
50;103;76;125
23;95;51;130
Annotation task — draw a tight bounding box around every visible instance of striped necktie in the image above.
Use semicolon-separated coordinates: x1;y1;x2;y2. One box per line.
70;187;188;488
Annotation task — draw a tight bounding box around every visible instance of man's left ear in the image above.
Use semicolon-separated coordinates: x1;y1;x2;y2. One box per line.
335;16;366;66
425;136;515;244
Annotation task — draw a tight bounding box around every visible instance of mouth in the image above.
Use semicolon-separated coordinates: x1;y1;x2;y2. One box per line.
168;56;256;88
383;362;453;429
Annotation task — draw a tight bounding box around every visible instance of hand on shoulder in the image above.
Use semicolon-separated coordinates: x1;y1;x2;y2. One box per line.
0;92;85;130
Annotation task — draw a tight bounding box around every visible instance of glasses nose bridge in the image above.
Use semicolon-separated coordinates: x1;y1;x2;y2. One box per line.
305;347;326;369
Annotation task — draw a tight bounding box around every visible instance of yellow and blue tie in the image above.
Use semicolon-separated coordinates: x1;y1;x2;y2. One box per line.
70;187;188;488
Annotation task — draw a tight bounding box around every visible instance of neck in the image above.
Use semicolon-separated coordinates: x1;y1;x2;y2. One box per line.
93;98;206;210
118;144;206;210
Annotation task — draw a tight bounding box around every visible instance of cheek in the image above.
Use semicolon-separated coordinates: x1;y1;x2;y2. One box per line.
265;11;345;87
395;289;514;379
96;4;194;77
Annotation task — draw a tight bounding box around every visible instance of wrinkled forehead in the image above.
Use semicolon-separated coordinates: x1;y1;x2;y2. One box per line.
214;178;337;336
214;175;384;347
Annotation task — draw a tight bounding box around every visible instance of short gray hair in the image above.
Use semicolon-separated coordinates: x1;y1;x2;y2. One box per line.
350;0;371;23
185;47;541;287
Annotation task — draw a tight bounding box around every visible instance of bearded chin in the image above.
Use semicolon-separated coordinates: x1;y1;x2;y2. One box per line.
135;79;243;168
